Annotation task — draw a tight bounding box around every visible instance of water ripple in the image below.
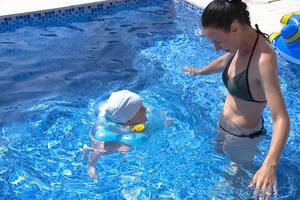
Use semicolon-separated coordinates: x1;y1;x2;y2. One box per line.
0;1;299;199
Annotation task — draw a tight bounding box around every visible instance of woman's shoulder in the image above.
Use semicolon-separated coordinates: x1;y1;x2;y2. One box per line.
255;40;278;80
257;36;276;58
255;37;276;67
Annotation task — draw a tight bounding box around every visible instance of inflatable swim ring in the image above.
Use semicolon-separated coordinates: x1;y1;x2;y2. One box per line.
269;11;300;65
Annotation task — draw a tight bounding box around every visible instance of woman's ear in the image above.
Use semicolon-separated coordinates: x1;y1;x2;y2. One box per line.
230;20;240;36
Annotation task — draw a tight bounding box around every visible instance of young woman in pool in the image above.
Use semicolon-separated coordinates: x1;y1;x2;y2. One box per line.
183;0;290;199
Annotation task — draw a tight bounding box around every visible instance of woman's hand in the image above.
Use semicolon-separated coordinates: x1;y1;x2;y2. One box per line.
183;66;201;76
166;117;174;126
249;163;278;200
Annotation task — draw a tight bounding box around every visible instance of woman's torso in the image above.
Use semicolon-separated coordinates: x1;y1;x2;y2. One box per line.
221;34;274;128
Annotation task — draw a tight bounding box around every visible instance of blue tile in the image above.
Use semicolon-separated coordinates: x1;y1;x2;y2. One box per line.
0;0;172;33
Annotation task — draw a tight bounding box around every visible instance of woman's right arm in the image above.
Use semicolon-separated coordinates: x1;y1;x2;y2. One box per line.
183;53;231;76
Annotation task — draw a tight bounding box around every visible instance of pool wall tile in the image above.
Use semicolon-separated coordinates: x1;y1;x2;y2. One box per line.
0;0;176;32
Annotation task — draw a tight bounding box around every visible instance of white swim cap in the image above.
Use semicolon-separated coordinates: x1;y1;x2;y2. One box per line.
104;90;143;124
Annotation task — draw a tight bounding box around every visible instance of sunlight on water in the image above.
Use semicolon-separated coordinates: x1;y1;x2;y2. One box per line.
0;0;299;199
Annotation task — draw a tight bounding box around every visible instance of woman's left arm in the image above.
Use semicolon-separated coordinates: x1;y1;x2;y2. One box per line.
249;51;290;199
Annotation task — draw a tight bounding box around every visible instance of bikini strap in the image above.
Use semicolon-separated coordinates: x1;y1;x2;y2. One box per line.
246;30;259;70
246;26;267;103
225;53;236;70
255;24;261;34
223;52;236;84
255;24;270;41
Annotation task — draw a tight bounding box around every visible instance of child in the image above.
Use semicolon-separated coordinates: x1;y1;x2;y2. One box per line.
82;90;171;179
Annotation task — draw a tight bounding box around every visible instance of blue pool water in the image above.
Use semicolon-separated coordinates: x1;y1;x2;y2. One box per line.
1;0;300;199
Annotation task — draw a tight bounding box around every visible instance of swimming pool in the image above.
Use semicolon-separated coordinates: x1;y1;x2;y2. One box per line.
0;0;300;199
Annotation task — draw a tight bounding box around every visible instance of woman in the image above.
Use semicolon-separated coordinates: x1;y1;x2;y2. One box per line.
183;0;290;199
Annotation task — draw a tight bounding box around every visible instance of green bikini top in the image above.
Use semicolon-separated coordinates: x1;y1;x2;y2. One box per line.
222;30;266;103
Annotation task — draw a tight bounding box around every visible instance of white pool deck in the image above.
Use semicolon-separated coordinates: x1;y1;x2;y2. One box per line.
186;0;300;34
0;0;300;34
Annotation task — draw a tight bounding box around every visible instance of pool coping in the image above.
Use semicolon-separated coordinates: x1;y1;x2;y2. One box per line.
0;0;300;34
185;0;300;34
0;0;169;33
0;0;111;18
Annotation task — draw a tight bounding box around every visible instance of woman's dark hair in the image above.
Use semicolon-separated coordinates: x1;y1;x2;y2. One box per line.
201;0;251;32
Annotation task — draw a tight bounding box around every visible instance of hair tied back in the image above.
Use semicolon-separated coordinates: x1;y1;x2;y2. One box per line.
226;0;242;3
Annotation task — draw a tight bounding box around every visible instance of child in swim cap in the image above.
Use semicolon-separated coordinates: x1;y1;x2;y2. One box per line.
82;90;150;179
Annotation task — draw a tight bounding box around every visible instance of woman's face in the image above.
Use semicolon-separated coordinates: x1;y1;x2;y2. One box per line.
127;105;147;125
202;26;237;53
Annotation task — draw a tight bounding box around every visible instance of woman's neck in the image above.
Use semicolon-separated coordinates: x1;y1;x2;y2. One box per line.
238;26;258;56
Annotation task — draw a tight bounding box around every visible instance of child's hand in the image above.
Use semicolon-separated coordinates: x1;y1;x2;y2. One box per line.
117;144;131;153
81;144;90;161
166;117;174;126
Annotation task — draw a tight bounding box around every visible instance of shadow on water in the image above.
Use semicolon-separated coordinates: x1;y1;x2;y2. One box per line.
0;0;180;126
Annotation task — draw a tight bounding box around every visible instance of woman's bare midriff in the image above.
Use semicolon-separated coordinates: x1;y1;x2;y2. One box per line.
222;94;266;129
